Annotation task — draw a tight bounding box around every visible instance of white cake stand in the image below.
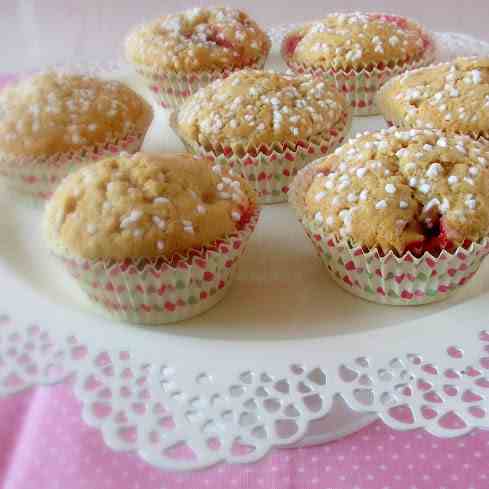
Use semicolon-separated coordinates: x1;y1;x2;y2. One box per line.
1;27;489;471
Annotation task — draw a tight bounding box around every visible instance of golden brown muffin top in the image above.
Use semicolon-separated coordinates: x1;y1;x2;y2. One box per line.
43;152;256;260
125;7;270;73
377;57;489;139
174;69;349;151
0;72;152;159
300;128;489;254
283;12;432;71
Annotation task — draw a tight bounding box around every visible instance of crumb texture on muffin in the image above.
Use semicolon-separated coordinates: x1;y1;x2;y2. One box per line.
44;152;256;260
0;72;153;158
285;12;430;70
125;7;270;73
175;69;349;150
378;57;489;138
304;128;489;255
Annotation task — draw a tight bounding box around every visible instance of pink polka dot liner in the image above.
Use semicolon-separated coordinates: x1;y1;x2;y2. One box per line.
136;55;268;111
50;208;259;324
0;131;146;201
170;110;352;204
289;160;489;305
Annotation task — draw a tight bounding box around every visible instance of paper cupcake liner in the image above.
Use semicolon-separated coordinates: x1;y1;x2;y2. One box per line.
134;54;268;111
170;110;352;204
0;132;146;201
51;208;259;325
289;160;489;305
281;15;436;116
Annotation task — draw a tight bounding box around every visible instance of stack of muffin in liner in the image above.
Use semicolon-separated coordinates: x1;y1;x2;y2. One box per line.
2;6;489;319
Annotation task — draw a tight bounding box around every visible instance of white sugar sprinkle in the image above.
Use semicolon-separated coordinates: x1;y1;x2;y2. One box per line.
423;198;441;213
356;167;367;178
152;216;166;230
231;211;241;222
314;211;324;224
389;35;399;46
448;175;459;185
314;191;327;202
385;183;396;194
465;195;477;209
375;200;388;210
338;181;350;191
404;163;417;172
153;197;169;205
418;183;431;194
399;200;409;209
437;137;448;148
120;210;143;229
359;189;369;201
325;180;335;190
426;163;443;179
440;198;450;213
157;241;165;251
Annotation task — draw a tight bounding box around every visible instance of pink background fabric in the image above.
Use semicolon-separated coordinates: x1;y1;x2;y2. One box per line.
1;383;488;489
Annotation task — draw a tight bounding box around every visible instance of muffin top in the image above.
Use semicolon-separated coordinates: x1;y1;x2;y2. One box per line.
44;152;256;261
377;57;489;138
174;70;349;150
301;128;489;255
283;12;431;70
125;7;270;73
0;72;153;158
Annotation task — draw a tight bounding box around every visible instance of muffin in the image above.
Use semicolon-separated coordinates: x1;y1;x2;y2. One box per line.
0;71;153;200
282;12;435;115
171;69;352;204
43;152;259;324
377;57;489;140
289;127;489;305
125;6;271;109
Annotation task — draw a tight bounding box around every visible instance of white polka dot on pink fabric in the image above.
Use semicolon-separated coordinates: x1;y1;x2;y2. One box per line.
0;382;487;489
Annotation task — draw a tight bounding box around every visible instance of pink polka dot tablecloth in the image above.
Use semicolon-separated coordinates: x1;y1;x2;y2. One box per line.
0;383;487;489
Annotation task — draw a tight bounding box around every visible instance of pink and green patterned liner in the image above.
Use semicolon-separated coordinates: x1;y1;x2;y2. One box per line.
281;14;436;116
171;110;352;204
134;54;268;110
289;161;489;306
51;208;259;324
303;229;488;305
0;131;146;201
